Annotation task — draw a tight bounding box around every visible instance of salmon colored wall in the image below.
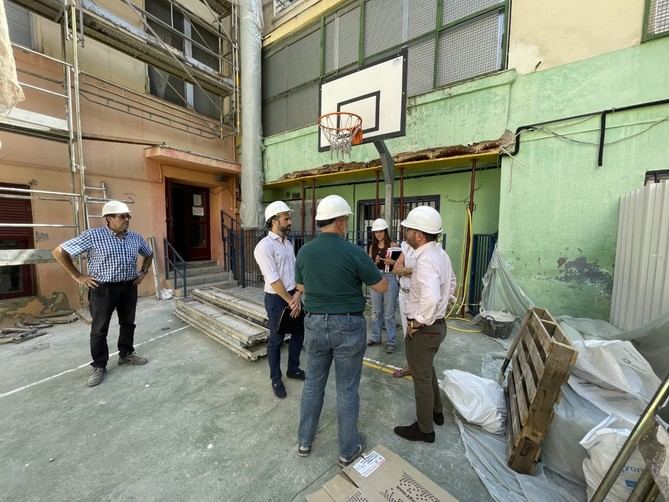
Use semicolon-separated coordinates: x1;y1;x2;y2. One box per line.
1;6;237;308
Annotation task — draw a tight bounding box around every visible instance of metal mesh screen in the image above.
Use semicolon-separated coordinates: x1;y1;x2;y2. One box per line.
437;10;503;87
338;6;360;68
443;0;502;25
262;49;287;99
407;38;435;96
648;0;669;36
286;30;320;90
407;0;438;39
364;0;403;56
263;96;287;137
324;18;336;73
286;83;318;132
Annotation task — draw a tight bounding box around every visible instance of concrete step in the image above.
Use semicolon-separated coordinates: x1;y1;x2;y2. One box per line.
170;260;218;270
176;279;238;298
176;272;229;289
169;265;225;278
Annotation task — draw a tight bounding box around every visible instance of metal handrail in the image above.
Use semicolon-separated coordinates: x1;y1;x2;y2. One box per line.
163;238;188;297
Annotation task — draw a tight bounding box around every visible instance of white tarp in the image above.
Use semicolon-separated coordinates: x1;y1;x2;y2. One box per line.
0;0;25;117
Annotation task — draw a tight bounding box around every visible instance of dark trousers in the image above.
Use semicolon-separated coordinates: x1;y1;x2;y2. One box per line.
89;281;138;368
405;325;447;433
264;292;304;384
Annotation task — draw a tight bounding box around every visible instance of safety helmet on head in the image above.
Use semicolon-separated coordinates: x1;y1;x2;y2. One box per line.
101;200;131;216
371;218;388;232
400;206;442;234
264;200;291;222
315;195;352;221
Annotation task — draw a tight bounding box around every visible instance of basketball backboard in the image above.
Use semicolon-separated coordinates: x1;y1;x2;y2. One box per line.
318;48;407;152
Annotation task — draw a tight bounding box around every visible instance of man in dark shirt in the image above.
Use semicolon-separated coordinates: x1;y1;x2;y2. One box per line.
53;200;152;387
295;195;388;467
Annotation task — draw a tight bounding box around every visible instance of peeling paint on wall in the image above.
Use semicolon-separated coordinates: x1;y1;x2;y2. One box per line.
556;256;613;295
34;232;49;243
0;292;70;326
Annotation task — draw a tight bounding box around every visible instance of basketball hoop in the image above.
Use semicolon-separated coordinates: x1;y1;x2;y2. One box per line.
318;111;363;158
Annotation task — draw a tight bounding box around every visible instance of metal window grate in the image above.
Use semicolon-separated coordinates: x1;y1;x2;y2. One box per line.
407;38;435;96
437;10;504;87
286;83;318;132
338;6;360;69
5;0;32;48
648;0;669;36
262;48;288;99
286;30;320;90
274;0;299;16
408;0;438;40
443;0;501;25
364;0;403;57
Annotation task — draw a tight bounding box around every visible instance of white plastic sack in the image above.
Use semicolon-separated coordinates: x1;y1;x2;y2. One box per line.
542;384;608;487
580;415;645;502
568;376;647;426
159;288;174;300
571;339;660;403
441;369;506;434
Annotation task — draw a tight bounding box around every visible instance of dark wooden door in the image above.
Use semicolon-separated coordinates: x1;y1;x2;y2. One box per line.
0;183;35;299
166;180;211;261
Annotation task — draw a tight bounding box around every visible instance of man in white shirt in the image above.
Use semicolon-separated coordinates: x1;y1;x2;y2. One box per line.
253;201;305;399
394;206;456;443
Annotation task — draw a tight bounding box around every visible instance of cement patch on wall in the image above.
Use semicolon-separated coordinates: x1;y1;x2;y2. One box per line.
556;255;613;296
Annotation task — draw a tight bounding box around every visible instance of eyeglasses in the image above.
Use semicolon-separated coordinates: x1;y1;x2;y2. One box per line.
115;214;131;220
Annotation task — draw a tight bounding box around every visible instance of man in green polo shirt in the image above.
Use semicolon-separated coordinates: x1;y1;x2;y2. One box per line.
295;194;388;467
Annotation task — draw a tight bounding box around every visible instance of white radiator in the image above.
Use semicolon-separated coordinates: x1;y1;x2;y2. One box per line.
610;180;669;330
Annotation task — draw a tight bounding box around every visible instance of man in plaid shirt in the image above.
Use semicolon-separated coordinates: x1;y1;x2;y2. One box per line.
53;200;153;387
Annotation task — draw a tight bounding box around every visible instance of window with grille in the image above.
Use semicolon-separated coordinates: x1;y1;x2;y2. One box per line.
262;0;507;137
274;0;300;16
145;0;221;119
645;0;669;39
645;170;669;184
4;1;33;49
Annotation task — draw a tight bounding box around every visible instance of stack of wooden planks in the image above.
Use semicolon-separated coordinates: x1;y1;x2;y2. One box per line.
175;287;269;361
499;307;578;474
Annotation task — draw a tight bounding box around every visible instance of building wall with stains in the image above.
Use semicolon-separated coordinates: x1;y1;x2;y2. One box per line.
498;36;669;319
260;30;668;319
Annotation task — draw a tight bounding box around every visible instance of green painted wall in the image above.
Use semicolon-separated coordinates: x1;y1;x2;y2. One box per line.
264;167;502;285
261;36;669;320
498;37;669;319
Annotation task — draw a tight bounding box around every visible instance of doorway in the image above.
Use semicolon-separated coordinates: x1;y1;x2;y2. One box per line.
166;180;211;261
0;183;35;299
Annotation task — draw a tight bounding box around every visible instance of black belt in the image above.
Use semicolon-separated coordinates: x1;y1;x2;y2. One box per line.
306;312;363;317
408;318;445;325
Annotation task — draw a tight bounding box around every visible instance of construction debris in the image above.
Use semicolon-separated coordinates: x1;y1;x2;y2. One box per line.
175;288;269;361
500;307;578;474
0;327;48;344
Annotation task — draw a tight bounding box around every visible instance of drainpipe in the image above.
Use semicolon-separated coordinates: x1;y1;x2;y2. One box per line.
239;0;263;228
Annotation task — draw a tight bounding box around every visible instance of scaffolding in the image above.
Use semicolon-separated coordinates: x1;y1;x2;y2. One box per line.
0;0;239;292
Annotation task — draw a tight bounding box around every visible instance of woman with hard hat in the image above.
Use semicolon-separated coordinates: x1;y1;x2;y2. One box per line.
367;218;400;353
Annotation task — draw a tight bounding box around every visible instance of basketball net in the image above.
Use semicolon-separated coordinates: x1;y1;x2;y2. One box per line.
318;112;363;159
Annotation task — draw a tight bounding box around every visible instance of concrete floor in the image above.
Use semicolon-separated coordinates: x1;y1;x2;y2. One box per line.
0;288;504;502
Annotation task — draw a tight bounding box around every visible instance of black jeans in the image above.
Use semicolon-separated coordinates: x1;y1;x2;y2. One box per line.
89;281;138;368
264;292;304;384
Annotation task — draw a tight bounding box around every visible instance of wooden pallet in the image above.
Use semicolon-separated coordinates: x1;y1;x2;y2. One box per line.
502;307;578;474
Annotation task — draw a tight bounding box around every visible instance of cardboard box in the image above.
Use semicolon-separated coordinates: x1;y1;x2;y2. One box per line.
307;444;458;502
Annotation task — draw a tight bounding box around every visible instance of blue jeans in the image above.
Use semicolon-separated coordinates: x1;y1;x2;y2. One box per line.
298;313;366;459
370;273;398;346
264;292;304;384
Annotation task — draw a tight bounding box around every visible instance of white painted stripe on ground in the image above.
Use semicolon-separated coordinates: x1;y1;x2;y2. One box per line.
0;326;188;398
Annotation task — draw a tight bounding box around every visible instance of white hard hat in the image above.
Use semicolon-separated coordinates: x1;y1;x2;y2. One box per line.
400;206;442;234
371;218;388;232
264;200;291;221
315;195;352;221
101;200;131;216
